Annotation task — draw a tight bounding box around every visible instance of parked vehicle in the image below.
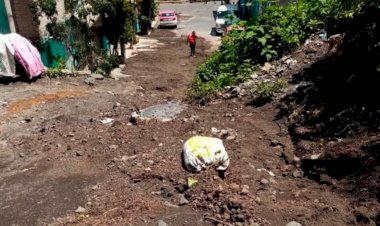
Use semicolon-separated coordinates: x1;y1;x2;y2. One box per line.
215;4;239;35
159;10;178;28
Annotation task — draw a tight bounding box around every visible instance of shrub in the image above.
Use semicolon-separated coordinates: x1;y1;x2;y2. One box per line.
189;0;355;99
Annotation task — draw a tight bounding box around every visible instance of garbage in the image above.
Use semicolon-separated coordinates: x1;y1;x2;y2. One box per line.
0;35;16;77
187;177;198;187
183;136;230;172
1;33;44;79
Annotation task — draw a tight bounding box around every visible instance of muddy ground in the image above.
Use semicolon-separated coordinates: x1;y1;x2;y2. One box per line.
0;30;377;226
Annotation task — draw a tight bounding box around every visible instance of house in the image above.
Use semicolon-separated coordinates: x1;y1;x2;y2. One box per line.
0;0;65;42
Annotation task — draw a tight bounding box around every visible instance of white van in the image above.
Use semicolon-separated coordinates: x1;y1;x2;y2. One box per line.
215;4;239;35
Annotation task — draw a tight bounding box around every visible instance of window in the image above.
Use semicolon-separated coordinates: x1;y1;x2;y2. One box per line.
161;13;175;17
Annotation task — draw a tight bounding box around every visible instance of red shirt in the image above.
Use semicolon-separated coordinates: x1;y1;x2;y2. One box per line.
187;34;197;44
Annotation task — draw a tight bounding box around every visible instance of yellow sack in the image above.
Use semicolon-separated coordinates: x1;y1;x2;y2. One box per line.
183;136;230;172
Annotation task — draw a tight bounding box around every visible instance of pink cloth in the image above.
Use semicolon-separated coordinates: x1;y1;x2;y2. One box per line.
4;33;44;79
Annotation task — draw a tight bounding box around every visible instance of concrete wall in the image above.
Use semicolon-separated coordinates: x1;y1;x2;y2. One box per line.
8;0;66;42
38;0;66;37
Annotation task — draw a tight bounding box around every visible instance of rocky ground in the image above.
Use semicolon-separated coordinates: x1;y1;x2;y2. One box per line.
0;29;378;226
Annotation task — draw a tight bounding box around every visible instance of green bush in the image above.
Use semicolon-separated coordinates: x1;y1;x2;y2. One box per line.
253;78;287;101
89;52;119;76
189;0;358;99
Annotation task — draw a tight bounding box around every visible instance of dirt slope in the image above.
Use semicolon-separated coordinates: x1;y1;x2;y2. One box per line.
0;30;371;226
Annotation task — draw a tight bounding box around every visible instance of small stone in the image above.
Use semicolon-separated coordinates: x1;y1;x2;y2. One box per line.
75;206;87;214
157;220;168;226
220;129;229;138
250;73;258;79
241;185;250;195
319;174;334;185
76;151;84;156
19;153;25;158
226;135;236;141
130;112;139;124
310;153;321;160
179;194;189;205
270;139;284;147
152;136;158;141
109;145;119;150
276;67;284;75
147;160;154;165
91;73;104;80
261;62;272;73
67;132;75;137
84;77;95;86
282;151;295;165
286;221;303;226
292;170;304;178
255;197;261;204
211;127;219;135
230;183;240;190
260;178;269;185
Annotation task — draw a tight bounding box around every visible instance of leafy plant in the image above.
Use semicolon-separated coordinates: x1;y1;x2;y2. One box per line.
253;78;287;101
189;0;363;99
43;58;66;78
89;52;119;76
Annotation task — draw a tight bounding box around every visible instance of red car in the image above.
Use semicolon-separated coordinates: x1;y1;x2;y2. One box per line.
159;10;178;28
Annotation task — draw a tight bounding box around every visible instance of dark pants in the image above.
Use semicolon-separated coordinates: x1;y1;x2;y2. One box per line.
190;43;196;56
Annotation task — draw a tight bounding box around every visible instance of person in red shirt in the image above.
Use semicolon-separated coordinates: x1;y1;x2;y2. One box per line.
187;31;198;57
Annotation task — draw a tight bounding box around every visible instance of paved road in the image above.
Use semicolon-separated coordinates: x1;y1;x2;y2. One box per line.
159;2;222;43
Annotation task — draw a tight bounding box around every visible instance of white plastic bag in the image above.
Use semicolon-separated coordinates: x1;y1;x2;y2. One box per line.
183;136;230;172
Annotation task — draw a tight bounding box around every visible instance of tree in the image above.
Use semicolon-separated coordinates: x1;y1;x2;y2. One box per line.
138;0;157;35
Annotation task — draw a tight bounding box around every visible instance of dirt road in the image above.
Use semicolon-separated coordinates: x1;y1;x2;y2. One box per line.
0;30;362;226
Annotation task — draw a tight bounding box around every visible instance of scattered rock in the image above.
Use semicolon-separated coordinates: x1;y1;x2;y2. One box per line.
260;178;269;185
282;151;298;165
275;67;284;75
226;135;236;141
75;206;87;214
107;91;116;95
163;201;179;208
255;197;261;204
310;153;321;160
286;221;302;226
84;77;95;86
76;150;84;156
211;127;219;135
77;70;91;76
157;220;168;226
241;185;250;195
284;59;297;67
261;62;272;73
251;73;258;79
113;102;121;109
101;118;114;124
319;174;334;185
292;170;304;178
109;145;119;150
67;132;75;137
179;194;189;205
90;73;105;80
270;139;285;148
230;183;240;191
219;129;229;138
130;112;139;124
19;153;25;158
